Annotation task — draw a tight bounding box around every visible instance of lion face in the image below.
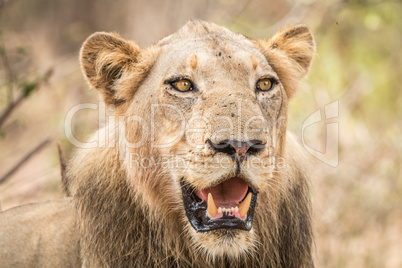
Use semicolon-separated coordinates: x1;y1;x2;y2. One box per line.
148;36;287;256
80;21;314;259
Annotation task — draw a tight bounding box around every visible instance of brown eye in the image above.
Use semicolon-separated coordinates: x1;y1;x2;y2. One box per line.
257;78;274;91
175;79;192;92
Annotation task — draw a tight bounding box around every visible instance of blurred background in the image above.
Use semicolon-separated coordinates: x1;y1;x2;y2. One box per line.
0;0;401;266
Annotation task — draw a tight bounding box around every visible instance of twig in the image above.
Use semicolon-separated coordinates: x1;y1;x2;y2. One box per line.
0;138;52;184
0;35;16;101
57;143;70;197
0;90;24;129
0;36;16;84
0;30;16;102
0;67;53;129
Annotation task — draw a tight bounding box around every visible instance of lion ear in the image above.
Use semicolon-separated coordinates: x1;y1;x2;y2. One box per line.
258;24;315;99
80;32;141;106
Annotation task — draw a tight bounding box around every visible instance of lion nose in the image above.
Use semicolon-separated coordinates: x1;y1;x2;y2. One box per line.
207;139;265;162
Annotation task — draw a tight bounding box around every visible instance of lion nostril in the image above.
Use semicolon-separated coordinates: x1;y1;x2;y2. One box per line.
207;139;265;162
247;142;265;155
218;143;237;156
207;140;237;156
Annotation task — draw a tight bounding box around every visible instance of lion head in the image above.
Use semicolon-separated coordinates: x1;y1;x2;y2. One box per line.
70;20;315;267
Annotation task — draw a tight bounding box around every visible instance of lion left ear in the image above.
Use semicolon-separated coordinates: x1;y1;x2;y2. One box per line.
80;32;141;106
258;24;315;99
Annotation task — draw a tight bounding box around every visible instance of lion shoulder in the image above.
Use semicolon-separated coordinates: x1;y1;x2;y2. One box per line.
0;198;81;268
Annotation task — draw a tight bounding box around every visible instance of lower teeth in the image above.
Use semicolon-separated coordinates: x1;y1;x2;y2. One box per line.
207;192;252;218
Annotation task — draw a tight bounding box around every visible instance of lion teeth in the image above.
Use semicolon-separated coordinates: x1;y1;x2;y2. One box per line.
206;192;251;218
239;192;252;217
215;206;241;216
207;193;217;217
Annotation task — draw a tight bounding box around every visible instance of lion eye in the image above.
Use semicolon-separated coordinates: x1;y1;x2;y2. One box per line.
257;78;274;91
174;79;193;92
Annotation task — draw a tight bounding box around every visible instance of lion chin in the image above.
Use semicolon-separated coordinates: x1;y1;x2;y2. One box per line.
192;228;256;258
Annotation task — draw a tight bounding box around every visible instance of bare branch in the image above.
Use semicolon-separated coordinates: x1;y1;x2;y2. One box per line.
0;67;53;129
0;30;16;102
0;90;25;129
0;138;52;185
0;32;16;91
57;143;70;197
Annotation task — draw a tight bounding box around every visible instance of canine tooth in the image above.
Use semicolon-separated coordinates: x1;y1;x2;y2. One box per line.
207;193;217;217
235;206;239;213
239;192;252;217
218;207;222;214
231;207;235;212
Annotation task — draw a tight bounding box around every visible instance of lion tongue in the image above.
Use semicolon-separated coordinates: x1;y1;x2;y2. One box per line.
199;177;248;205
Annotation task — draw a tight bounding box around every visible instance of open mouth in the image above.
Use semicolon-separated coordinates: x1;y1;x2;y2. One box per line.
181;177;258;232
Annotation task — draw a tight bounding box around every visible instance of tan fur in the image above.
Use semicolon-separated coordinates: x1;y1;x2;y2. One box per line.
0;21;315;267
189;54;198;69
250;55;259;70
0;199;80;267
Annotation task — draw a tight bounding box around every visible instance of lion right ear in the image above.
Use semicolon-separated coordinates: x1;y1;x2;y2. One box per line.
257;25;315;99
80;32;141;106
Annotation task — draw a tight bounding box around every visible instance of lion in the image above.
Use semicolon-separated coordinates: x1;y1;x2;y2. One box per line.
0;20;315;267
